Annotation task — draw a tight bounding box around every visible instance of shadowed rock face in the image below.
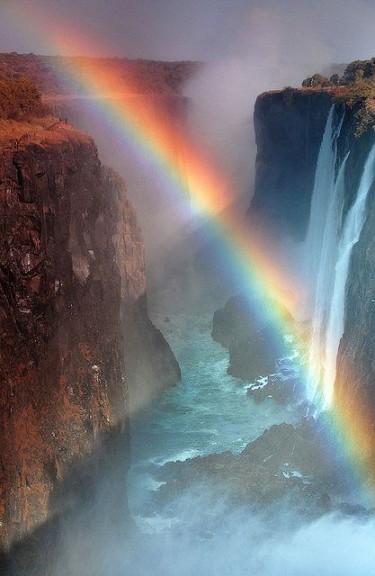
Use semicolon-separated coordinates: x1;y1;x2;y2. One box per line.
336;186;375;457
212;294;292;382
249;89;332;241
248;88;375;456
0;120;180;557
152;419;358;523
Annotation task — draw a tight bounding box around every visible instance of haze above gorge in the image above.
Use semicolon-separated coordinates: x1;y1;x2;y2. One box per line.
3;2;375;575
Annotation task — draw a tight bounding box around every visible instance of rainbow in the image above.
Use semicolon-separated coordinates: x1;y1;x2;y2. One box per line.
8;3;375;503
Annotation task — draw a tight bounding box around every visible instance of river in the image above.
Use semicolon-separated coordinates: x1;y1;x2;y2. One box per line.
127;307;298;534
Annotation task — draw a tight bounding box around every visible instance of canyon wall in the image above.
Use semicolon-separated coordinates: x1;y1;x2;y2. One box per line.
0;119;179;568
336;172;375;435
249;88;375;241
249;89;332;240
217;89;375;432
214;89;335;381
248;89;375;404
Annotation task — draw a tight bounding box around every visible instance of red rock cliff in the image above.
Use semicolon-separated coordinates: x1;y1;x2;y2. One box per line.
0;118;179;555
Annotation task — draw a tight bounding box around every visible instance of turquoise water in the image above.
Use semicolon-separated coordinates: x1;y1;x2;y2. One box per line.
127;310;298;527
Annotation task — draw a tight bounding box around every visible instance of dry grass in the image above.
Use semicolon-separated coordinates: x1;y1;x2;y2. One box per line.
0;53;200;97
0;115;92;147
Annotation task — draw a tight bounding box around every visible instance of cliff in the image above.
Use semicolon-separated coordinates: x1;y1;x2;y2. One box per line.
0;117;179;566
249;89;333;240
220;88;375;431
0;53;200;97
336;178;375;452
212;89;335;382
249;88;374;241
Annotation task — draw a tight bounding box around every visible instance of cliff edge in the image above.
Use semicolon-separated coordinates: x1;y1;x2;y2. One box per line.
0;117;180;567
249;89;333;240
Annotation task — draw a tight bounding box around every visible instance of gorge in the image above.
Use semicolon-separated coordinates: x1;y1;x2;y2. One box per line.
2;51;375;576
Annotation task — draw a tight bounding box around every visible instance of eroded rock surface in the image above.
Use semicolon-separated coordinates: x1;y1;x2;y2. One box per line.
212;294;292;381
154;419;365;521
0;119;179;559
249;89;332;240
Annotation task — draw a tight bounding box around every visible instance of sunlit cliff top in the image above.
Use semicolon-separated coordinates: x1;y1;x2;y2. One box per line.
0;116;92;147
0;52;201;97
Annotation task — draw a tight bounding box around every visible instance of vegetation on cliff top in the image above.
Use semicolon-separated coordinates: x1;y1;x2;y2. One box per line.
0;51;199;139
0;52;200;97
302;58;375;137
0;76;46;120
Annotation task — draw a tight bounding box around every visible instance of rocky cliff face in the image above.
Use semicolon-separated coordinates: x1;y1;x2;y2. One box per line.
221;89;375;436
249;88;374;241
213;90;334;383
332;118;375;443
336;181;375;450
248;89;375;444
46;93;193;306
249;89;332;240
0;119;179;563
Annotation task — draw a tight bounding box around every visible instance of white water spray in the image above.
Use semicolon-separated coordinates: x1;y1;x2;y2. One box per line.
306;107;375;410
304;107;341;296
322;140;375;408
305;107;345;404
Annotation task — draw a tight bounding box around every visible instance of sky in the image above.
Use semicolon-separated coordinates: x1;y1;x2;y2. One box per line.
1;0;375;73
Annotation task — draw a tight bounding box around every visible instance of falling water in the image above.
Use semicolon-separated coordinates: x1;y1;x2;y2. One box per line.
304;107;343;296
307;154;348;406
322;140;375;408
306;106;375;409
304;106;345;404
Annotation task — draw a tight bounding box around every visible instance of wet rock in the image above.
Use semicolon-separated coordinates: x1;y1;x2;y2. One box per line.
248;90;332;241
247;372;305;405
153;419;350;520
212;294;293;381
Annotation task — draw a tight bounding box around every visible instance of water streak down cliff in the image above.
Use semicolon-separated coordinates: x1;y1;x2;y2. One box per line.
248;89;375;430
0;119;180;561
303;105;375;409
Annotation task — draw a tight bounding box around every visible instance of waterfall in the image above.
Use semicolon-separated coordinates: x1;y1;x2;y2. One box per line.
304;106;345;404
322;141;375;408
304;106;344;311
306;107;375;410
307;152;348;407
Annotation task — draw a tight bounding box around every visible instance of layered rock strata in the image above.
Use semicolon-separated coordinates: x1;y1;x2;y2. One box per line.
0;119;179;557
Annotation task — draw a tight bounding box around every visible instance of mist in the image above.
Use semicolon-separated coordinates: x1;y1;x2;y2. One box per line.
50;484;375;576
4;0;374;303
123;512;375;576
3;1;375;574
17;0;374;309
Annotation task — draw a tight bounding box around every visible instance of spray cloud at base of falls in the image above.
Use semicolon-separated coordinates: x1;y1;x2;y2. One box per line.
304;105;375;411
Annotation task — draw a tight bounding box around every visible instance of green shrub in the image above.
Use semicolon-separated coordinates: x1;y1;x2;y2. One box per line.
333;79;375;137
302;58;375;137
302;73;331;88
